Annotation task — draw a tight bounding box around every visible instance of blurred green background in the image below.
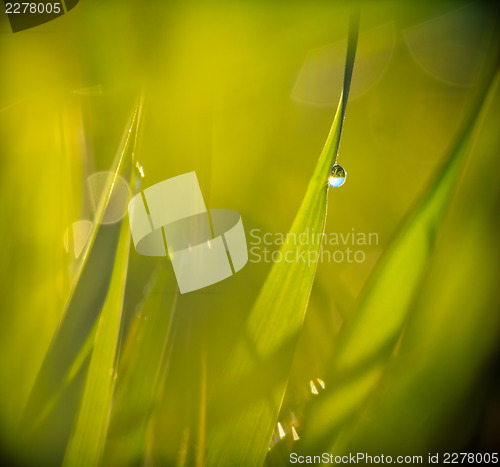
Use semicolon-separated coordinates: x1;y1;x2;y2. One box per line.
1;0;500;465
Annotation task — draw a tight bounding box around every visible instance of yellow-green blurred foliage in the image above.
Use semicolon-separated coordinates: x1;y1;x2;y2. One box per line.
1;1;499;465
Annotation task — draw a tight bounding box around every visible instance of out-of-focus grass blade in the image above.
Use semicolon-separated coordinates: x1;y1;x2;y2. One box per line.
102;266;178;466
62;209;131;467
341;74;500;455
60;95;145;467
300;63;500;452
0;100;83;448
20;103;140;440
205;12;359;467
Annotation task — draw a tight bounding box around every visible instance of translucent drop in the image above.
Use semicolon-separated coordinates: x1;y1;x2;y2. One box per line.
136;161;145;178
328;164;347;187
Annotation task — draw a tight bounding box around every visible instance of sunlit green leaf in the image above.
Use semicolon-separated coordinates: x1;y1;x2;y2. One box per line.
62;208;131;467
103;266;178;466
18;104;141;464
300;65;500;453
337;73;500;457
205;13;359;466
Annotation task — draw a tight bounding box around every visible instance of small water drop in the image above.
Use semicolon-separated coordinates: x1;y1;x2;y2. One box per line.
136;162;145;178
328;164;347;187
292;426;300;441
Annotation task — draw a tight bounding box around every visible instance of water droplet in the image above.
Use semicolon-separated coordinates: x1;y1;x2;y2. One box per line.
136;162;145;178
310;380;319;395
317;378;326;389
328;164;347;187
292;426;300;441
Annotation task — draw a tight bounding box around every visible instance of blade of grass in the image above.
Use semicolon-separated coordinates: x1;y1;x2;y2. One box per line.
59;94;144;466
20;102;141;433
62;208;132;467
205;11;359;467
0;99;83;442
102;266;178;466
60;95;147;466
196;346;208;467
300;60;500;453
330;71;500;458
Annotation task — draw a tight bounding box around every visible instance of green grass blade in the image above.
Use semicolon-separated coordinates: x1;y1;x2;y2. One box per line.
205;14;359;467
62;212;131;467
102;266;178;466
327;72;500;458
336;7;359;161
0;102;83;444
300;66;500;452
20;104;141;433
346;74;500;454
